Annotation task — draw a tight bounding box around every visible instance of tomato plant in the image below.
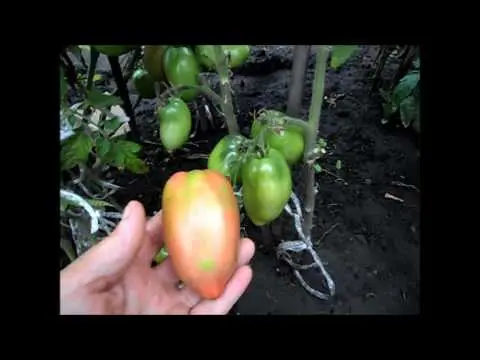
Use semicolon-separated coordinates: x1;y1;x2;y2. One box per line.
157;97;192;152
241;147;292;226
163;46;201;101
251;116;305;166
162;169;241;300
207;134;248;184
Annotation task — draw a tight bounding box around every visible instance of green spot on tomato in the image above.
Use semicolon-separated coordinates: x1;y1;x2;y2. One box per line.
199;259;216;271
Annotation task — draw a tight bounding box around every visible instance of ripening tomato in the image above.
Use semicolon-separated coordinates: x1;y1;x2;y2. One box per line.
163;46;201;101
93;45;136;57
208;134;248;185
157;97;192;152
143;45;169;82
195;45;250;70
251;118;305;166
241;147;292;226
132;68;156;99
161;169;241;300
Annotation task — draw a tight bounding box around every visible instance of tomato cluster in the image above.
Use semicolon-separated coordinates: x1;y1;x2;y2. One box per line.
208;112;305;227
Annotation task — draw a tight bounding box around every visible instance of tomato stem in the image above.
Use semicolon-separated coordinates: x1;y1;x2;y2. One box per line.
286;45;311;117
302;46;330;237
212;45;240;134
108;55;140;142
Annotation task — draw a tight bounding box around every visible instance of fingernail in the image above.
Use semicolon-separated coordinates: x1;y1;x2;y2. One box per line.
122;201;135;220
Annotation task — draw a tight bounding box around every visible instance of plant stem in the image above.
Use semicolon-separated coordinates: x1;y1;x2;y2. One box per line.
86;48;100;91
212;46;239;134
108;55;140;141
302;46;330;237
286;45;310;117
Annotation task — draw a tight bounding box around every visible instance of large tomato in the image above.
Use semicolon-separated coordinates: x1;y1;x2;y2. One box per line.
195;45;250;70
162;169;241;300
93;45;136;57
132;68;156;99
208;134;248;185
251;118;305;166
163;46;201;101
143;45;168;82
158;97;192;152
241;147;292;226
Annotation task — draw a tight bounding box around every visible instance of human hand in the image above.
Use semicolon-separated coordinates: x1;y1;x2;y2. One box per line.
60;201;255;315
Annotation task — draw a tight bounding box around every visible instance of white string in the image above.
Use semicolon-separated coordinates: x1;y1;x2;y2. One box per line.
277;191;336;300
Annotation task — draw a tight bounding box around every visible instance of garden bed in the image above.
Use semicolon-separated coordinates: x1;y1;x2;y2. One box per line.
66;45;420;314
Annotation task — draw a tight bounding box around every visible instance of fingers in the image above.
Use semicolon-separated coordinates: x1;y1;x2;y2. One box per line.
63;201;147;284
138;210;164;263
181;237;255;311
189;265;253;315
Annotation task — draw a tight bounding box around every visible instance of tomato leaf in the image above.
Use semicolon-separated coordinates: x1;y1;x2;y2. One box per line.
399;95;418;128
125;157;149;174
95;137;111;158
86;199;115;209
102;116;123;136
86;88;123;109
314;164;322;173
61;132;94;170
103;140;149;174
330;45;359;69
392;71;419;106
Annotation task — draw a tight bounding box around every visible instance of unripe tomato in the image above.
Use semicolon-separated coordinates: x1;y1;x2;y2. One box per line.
241;147;292;226
162;169;241;299
251;119;305;166
195;45;250;70
143;45;168;82
93;45;136;57
208;134;248;185
163;46;201;101
132;68;156;99
158;97;192;152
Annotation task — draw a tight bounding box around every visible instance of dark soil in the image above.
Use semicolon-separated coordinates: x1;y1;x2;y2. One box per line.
69;45;420;314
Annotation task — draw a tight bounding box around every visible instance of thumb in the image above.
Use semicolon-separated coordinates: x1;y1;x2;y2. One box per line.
70;201;147;282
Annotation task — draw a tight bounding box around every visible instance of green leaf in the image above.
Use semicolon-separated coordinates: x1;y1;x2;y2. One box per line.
103;116;123;136
95;137;111;158
104;140;149;174
335;160;342;170
392;71;419;106
330;45;359;69
314;164;322;173
86;199;115;209
399;95;418;128
86;88;123;109
61;132;94;170
126;157;149;174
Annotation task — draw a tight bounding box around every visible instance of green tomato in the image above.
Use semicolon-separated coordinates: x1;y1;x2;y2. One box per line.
163;46;201;101
208;134;248;185
195;45;250;70
143;45;168;82
251;118;305;166
158;97;192;152
241;147;292;226
93;45;136;57
132;68;156;99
